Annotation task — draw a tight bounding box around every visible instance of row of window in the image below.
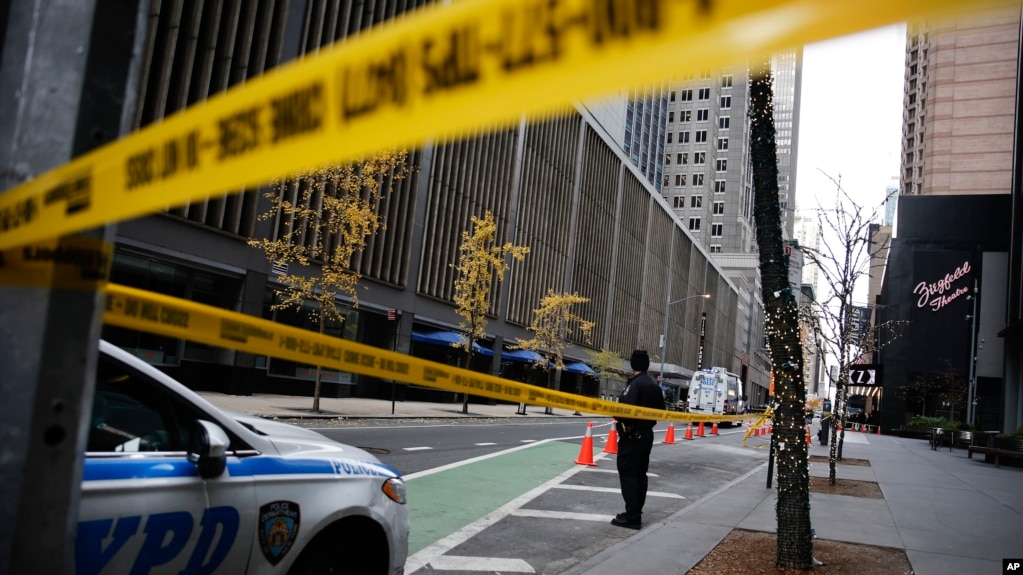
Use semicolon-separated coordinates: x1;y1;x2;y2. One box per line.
665;120;731;145
669;195;727;213
668;75;734;102
684;218;724;237
663;172;732;189
667;97;731;121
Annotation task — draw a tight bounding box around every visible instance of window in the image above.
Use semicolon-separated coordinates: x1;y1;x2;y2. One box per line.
679;131;690;143
679;89;693;101
88;355;209;453
720;95;731;109
690;195;703;208
906;137;914;148
689;218;701;230
714;180;726;193
677;152;688;164
668;111;675;123
698;88;710;100
675;174;685;186
905;152;914;163
692;173;704;186
663;175;670;187
717;138;728;151
713;201;725;215
679;110;691;122
721;75;733;88
909;93;917;105
670;90;676;102
718;116;730;129
711;223;723;237
716;159;727;171
694;152;706;165
695;130;707;143
667;132;673;144
696;109;709;122
709;245;722;253
673;196;685;209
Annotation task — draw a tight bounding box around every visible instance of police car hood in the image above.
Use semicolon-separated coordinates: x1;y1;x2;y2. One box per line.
229;411;382;463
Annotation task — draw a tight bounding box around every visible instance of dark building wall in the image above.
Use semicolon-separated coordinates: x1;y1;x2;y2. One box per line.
878;194;1010;429
82;0;741;397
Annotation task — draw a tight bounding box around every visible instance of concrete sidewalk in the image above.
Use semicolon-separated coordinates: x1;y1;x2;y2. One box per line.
568;428;1023;575
200;393;1023;574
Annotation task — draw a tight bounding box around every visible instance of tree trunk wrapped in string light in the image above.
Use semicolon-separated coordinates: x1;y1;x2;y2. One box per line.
749;58;813;569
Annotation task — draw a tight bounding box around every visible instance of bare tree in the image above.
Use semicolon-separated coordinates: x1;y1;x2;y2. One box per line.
249;151;408;412
798;171;905;481
451;211;529;414
750;59;812;569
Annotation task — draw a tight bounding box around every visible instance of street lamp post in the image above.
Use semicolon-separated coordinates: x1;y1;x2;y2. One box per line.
659;294;711;387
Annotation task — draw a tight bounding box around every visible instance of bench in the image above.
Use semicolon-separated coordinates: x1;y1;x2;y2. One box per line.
967;445;1023;468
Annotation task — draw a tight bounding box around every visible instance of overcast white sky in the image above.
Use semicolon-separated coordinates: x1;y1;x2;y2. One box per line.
795;23;907;213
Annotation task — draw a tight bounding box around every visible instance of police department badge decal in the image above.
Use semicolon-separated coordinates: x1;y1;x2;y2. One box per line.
259;500;300;565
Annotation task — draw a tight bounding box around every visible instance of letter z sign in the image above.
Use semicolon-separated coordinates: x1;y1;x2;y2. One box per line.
848;365;879;387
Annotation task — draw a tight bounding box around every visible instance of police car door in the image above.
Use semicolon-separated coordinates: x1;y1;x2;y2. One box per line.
77;351;256;574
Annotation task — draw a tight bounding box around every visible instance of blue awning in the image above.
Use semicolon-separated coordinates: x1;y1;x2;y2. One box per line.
411;330;493;356
501;348;546;364
564;362;596;376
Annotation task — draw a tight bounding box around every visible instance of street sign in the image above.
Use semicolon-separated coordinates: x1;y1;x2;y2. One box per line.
848;364;881;386
387;309;397;321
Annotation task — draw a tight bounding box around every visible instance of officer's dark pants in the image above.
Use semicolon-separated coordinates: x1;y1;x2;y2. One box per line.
616;428;654;523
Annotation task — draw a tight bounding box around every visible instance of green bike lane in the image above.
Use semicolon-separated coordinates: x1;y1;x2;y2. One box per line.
405;439;583;555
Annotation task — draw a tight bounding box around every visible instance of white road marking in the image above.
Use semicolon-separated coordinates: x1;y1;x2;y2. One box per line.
475;442;497;446
580;468;660;478
404;452;609;573
552;484;684;498
511;509;612;522
403;446;433;451
427;555;535;572
520;439;537;443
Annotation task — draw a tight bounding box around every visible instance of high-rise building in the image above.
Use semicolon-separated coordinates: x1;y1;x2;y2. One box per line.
878;2;1020;433
900;5;1019;197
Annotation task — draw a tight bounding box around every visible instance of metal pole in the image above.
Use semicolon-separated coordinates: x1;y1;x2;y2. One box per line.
661;295;710;383
966;279;978;425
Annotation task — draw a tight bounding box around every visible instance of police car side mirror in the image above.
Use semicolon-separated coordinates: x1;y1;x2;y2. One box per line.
188;420;230;479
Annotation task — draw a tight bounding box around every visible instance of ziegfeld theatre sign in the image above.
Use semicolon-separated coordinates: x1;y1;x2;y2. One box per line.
913;260;971;312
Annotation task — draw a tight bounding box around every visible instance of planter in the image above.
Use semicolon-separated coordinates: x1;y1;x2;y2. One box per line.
994;436;1023;452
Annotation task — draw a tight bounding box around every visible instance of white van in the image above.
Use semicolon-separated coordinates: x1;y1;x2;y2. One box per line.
686;367;745;425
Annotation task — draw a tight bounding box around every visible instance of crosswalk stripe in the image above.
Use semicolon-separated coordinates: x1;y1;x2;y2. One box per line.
552;484;684;499
428;555;534;573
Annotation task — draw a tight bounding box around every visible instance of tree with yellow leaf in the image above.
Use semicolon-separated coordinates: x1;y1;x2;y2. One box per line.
585;348;626;399
516;290;594;414
451;211;530;414
249;150;409;412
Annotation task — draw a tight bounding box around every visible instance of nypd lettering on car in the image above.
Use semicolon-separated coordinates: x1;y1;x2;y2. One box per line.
77;341;409;574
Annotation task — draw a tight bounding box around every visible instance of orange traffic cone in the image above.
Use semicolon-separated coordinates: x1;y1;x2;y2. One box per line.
806;428;813;446
604;425;619;454
663;423;676;444
768;423;773;434
697;421;705;437
711;422;719;435
876;425;882;436
684;422;694;440
574;422;597;466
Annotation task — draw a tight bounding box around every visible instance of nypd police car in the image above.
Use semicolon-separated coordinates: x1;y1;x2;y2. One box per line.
79;340;409;574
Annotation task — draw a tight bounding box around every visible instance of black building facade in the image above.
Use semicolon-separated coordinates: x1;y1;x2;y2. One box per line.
877;194;1011;432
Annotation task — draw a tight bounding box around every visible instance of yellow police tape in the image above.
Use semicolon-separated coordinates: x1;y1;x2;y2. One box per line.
0;0;993;250
104;283;747;424
0;236;111;290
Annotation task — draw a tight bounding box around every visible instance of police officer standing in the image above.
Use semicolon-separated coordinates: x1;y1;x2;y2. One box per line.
611;350;665;530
